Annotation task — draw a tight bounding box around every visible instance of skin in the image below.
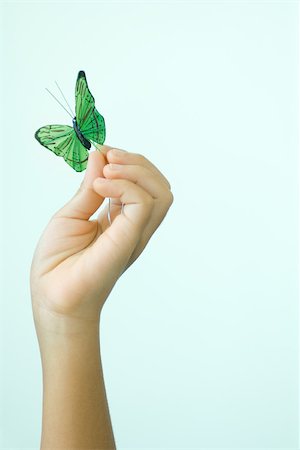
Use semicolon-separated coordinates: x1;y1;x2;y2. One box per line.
30;145;173;449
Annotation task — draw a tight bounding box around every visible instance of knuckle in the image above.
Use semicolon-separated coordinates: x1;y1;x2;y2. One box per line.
143;192;155;209
163;189;174;207
134;152;147;163
165;178;171;190
167;190;174;206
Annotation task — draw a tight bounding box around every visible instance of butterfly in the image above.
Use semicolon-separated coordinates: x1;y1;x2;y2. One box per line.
35;70;105;172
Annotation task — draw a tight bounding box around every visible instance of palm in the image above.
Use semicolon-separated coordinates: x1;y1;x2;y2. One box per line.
32;202;131;315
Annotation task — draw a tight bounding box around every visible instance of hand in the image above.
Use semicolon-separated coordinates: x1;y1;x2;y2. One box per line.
30;146;173;332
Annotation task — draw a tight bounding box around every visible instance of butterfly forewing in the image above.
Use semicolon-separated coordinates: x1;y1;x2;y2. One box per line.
75;71;106;145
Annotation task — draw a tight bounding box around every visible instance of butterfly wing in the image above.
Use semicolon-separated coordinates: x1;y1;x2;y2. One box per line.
63;133;89;172
35;124;88;172
75;70;106;145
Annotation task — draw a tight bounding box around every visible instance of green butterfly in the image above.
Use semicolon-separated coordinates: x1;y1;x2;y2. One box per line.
35;70;105;172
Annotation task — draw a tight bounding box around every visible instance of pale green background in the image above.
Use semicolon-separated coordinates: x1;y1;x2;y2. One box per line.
0;1;299;449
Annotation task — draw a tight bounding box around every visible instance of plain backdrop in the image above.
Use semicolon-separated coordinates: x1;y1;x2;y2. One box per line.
0;1;299;449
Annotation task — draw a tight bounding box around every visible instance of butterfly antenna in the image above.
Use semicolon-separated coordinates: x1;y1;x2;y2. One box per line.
55;80;75;118
45;87;74;119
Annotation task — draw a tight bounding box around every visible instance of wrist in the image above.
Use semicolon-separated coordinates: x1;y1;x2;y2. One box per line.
32;300;101;343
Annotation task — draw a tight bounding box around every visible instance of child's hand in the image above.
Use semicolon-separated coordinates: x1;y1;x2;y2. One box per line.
30;146;173;332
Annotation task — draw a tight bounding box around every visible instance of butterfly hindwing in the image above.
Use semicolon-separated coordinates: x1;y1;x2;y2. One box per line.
35;124;88;172
63;134;89;172
75;71;106;145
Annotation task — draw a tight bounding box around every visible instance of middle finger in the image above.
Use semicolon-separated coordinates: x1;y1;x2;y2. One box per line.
103;163;171;203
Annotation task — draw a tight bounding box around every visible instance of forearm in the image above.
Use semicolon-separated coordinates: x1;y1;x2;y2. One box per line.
34;309;116;449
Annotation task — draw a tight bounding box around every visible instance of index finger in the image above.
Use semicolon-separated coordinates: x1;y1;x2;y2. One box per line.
106;148;172;190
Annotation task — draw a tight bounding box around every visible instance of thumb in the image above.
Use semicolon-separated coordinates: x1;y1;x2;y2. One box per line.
53;149;107;220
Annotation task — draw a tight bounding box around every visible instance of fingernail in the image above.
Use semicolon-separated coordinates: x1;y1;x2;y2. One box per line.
109;163;122;170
